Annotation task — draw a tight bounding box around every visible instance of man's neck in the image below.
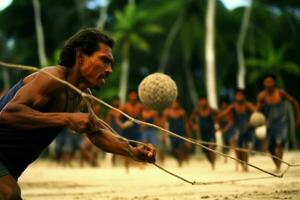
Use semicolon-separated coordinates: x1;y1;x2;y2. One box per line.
266;87;276;94
65;64;89;90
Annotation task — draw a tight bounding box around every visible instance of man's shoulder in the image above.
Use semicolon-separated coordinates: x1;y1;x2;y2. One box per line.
24;66;66;83
40;66;66;79
22;66;68;96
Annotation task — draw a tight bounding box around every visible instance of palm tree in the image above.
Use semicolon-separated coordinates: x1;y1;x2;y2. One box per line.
158;0;206;108
96;0;110;30
246;37;300;87
158;11;184;73
205;0;218;109
112;3;163;103
247;36;300;149
237;0;252;89
32;0;48;66
179;7;204;107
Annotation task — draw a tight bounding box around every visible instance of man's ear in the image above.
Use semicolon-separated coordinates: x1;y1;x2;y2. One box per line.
76;49;84;64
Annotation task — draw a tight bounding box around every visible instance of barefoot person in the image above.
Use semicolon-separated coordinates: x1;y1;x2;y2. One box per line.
106;97;122;166
190;97;217;170
0;28;155;200
163;100;191;167
115;91;144;173
256;74;300;172
217;99;236;164
141;107;159;147
219;89;255;172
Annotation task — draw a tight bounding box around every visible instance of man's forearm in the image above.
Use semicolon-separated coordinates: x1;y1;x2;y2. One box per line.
0;103;69;129
87;128;134;159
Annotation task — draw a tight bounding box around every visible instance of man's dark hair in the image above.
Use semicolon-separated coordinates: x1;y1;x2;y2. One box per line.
199;96;207;101
235;88;245;95
127;89;137;96
59;28;115;68
261;73;276;84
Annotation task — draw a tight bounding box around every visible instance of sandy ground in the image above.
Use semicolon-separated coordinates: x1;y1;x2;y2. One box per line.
19;151;300;200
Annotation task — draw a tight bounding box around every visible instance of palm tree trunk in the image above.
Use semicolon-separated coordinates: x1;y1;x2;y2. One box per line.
32;0;48;67
96;0;110;30
158;12;184;72
237;0;252;89
119;40;130;104
205;0;218;109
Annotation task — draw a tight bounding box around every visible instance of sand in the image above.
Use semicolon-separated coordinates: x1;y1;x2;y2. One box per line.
19;151;300;200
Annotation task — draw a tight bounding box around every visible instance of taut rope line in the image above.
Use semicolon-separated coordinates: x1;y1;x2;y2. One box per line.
0;61;299;184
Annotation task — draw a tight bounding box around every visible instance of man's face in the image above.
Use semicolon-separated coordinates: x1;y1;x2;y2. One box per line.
80;43;113;89
128;91;138;103
235;92;245;103
198;98;208;108
171;101;179;109
263;77;275;91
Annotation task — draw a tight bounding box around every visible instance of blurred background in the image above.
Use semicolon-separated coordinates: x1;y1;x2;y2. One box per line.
0;0;299;147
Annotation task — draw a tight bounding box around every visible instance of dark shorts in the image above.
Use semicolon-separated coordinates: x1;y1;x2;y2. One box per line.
0;160;10;178
170;137;184;150
237;130;254;148
200;131;216;143
222;128;236;145
267;124;287;146
268;125;287;151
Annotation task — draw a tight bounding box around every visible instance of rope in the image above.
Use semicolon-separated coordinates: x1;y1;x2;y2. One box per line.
1;61;299;184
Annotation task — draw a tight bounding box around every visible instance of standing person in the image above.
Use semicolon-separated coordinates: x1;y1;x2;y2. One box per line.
115;91;144;173
219;90;255;172
163;100;191;167
256;74;300;172
190;97;217;170
56;128;80;167
217;99;236;163
0;28;156;200
141;107;159;147
106;97;122;166
79;104;102;167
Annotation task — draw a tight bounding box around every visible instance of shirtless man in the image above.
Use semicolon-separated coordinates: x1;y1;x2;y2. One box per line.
141;107;159;147
115;91;144;172
119;91;143;142
0;28;155;200
256;74;300;172
219;90;255;172
106;97;122;166
163;100;191;167
217;99;236;164
190;97;217;170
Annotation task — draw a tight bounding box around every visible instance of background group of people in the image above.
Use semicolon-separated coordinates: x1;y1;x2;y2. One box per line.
52;74;300;173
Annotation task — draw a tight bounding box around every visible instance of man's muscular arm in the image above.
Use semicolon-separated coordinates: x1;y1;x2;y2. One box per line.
256;92;265;112
0;68;91;132
217;104;234;119
87;128;156;163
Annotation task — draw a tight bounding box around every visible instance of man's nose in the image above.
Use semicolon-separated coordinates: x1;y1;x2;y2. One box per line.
105;65;112;73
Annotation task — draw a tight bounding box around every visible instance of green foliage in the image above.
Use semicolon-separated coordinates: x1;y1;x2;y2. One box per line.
0;0;300;106
246;37;300;87
112;3;163;52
